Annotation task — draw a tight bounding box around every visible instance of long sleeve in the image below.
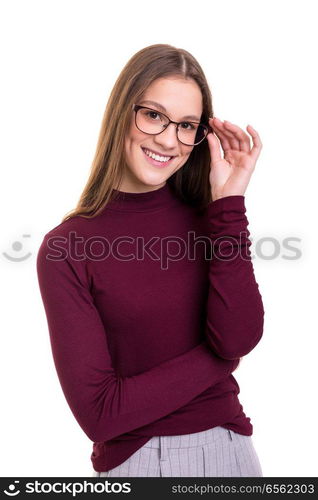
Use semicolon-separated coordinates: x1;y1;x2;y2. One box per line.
204;195;265;360
36;233;237;443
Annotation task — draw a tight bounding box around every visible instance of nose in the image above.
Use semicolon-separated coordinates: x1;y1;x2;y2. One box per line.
154;122;179;150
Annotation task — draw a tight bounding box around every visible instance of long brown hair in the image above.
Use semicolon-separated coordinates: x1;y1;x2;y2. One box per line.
61;43;214;223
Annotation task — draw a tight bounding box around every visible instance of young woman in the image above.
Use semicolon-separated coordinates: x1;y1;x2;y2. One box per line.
37;43;264;477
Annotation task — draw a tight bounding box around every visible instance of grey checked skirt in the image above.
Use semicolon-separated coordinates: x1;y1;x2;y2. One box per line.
92;425;263;477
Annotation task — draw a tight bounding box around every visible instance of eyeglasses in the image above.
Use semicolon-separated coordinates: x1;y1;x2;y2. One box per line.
132;104;212;146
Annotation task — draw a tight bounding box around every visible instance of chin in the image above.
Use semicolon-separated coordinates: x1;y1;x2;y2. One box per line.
136;173;168;187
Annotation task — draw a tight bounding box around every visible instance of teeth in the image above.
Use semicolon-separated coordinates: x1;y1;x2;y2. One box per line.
143;148;172;162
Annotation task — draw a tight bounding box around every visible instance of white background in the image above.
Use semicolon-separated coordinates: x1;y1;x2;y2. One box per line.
0;0;317;477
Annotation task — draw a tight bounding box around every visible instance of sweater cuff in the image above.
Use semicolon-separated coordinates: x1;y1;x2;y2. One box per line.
207;195;246;218
207;195;248;239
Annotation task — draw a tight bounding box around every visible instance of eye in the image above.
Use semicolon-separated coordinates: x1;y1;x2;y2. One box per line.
146;111;161;120
180;122;196;130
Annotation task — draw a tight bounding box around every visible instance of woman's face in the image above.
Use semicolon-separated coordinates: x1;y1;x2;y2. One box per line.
122;77;203;192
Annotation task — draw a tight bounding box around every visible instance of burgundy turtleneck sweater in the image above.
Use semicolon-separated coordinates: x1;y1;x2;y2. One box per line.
36;182;264;472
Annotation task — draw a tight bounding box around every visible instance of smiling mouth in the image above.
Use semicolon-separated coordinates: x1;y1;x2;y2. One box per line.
141;147;175;161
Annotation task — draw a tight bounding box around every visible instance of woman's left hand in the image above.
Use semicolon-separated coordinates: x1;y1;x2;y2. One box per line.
206;117;263;201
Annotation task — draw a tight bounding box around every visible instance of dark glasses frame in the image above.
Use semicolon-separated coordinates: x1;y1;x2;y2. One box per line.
132;103;213;146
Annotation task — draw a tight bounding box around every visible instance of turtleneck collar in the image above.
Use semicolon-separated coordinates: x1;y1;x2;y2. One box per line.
106;182;179;213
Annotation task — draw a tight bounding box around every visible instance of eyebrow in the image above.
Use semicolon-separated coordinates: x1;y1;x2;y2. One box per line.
139;100;201;122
